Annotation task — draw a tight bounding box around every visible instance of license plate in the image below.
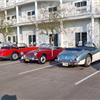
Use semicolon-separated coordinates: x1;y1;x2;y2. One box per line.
62;63;68;66
25;59;30;62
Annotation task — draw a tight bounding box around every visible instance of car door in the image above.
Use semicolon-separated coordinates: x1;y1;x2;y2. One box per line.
92;48;100;62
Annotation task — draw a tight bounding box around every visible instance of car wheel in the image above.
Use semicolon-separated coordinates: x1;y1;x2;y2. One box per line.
38;55;47;64
84;55;92;67
11;52;19;60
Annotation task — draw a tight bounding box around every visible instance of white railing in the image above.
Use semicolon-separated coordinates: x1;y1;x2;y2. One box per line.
94;5;100;14
18;16;36;24
38;8;49;20
6;0;16;7
16;0;34;5
0;2;5;10
62;3;90;17
6;19;17;25
37;4;91;21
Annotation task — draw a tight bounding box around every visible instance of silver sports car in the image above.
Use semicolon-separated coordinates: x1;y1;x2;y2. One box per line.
57;42;100;66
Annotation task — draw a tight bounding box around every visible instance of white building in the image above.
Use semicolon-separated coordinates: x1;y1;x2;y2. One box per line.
0;0;100;47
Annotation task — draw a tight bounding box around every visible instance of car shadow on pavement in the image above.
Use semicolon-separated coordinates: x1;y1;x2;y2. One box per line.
91;60;100;71
1;94;17;100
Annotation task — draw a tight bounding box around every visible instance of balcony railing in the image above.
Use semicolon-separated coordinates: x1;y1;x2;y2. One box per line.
6;0;16;8
16;0;34;5
18;16;36;24
7;19;17;25
38;8;49;21
94;5;100;14
37;3;91;21
0;2;5;10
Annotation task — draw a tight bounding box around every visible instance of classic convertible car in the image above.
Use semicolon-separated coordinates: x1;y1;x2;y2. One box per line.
57;42;100;66
0;42;38;60
21;43;64;64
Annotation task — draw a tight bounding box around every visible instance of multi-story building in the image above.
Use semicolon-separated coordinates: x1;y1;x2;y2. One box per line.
0;0;100;47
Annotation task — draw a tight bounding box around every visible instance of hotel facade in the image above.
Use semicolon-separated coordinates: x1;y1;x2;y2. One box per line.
0;0;100;47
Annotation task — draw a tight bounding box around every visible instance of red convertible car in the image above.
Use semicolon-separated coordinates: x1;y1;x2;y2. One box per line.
21;43;64;64
0;42;38;60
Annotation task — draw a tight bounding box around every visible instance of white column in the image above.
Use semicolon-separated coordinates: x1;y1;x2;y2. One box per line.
35;0;38;20
4;10;7;22
16;6;21;43
91;0;95;43
59;0;64;47
4;0;6;7
16;6;19;23
35;0;39;46
59;0;63;5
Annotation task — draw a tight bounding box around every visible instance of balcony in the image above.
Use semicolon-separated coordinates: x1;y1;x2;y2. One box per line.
6;19;17;26
37;3;91;21
6;0;16;8
94;5;100;15
62;3;91;19
18;16;36;25
16;0;35;6
0;2;5;11
38;8;49;21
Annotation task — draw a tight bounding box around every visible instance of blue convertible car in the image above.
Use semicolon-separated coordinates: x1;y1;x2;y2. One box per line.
57;42;100;66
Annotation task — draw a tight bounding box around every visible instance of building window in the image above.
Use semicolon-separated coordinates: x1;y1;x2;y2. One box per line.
27;11;35;16
8;36;11;42
12;15;16;19
81;1;87;6
49;34;58;46
7;16;10;20
49;7;57;12
75;1;87;7
75;32;87;46
28;35;36;46
32;11;35;15
6;0;9;2
27;12;31;16
13;36;16;42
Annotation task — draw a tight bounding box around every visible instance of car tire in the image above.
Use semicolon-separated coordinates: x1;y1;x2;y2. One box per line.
38;55;47;64
11;52;19;60
84;55;92;67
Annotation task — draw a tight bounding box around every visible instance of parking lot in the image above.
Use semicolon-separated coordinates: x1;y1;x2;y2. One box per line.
0;60;100;100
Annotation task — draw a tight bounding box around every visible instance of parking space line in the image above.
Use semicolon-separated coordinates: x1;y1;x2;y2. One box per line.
75;70;100;86
18;63;59;75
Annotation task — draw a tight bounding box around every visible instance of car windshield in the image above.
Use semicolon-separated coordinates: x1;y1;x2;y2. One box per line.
77;42;96;48
0;42;15;49
84;42;96;48
17;43;27;48
39;43;53;49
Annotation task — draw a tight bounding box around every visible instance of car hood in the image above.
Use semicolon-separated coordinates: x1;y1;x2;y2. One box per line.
0;49;8;56
58;48;84;61
0;49;7;53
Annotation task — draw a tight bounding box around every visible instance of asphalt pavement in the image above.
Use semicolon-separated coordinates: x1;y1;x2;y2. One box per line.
0;60;100;100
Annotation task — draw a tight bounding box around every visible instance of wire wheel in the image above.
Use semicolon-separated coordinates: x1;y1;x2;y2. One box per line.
84;55;92;67
11;52;19;60
39;55;47;64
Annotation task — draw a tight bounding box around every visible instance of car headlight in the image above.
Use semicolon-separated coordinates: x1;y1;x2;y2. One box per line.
20;52;24;56
21;55;25;59
34;52;37;56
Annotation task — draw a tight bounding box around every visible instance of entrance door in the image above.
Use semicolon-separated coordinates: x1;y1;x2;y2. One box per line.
49;34;58;46
75;32;87;46
28;35;36;46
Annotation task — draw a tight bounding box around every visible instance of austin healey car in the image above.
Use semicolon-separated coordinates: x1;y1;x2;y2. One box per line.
21;43;64;64
57;42;100;67
0;42;38;60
